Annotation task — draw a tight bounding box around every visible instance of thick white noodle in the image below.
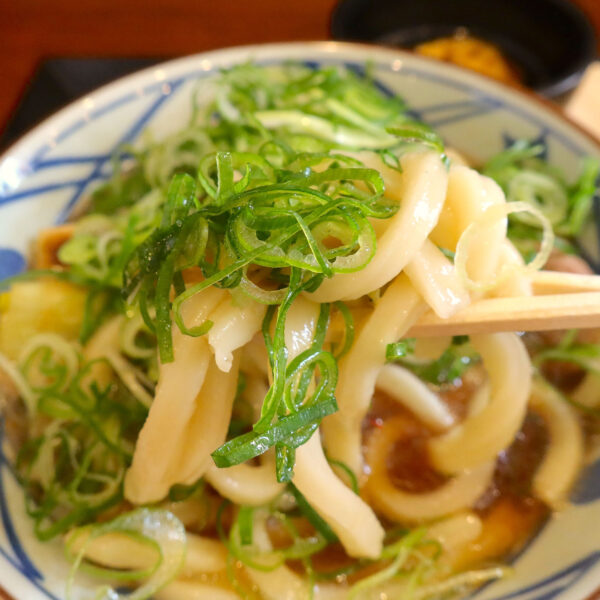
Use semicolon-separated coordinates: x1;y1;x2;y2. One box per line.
182;536;229;576
239;333;270;378
155;581;239;600
205;454;283;506
491;241;533;298
405;239;470;318
126;285;266;501
364;417;494;522
68;530;227;575
67;530;157;572
467;380;491;417
308;151;448;302
242;374;269;419
571;365;600;410
430;165;506;290
161;497;209;528
283;297;385;559
203;362;283;505
322;274;426;477
454;201;553;293
208;295;265;373
84;316;154;407
376;364;454;431
429;333;531;474
530;379;584;507
426;512;483;557
282;295;320;357
173;353;241;486
125;288;224;503
293;434;385;558
83;316;123;388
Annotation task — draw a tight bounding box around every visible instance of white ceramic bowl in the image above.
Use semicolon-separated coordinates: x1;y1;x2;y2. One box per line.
0;42;599;600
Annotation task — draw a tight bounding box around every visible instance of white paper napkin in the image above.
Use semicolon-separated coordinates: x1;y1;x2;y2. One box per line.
565;62;600;139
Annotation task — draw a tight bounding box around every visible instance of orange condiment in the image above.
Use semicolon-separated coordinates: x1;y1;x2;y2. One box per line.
415;31;521;86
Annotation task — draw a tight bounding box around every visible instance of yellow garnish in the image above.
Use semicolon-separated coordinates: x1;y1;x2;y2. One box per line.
0;280;87;360
416;32;521;86
0;292;9;314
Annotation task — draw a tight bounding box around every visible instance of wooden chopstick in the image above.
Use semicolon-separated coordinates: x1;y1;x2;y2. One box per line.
530;271;600;295
407;291;600;337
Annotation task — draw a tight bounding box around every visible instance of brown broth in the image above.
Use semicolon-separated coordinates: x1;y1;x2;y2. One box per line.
361;378;551;571
387;430;447;493
454;496;548;571
476;413;549;511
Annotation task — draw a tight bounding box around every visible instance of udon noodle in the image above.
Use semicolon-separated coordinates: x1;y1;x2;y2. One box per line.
0;62;598;600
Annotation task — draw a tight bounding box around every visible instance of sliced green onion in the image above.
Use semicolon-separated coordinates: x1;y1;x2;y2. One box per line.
65;508;186;600
386;338;416;362
255;110;398;149
211;396;338;468
386;121;445;154
238;506;254;546
348;529;427;600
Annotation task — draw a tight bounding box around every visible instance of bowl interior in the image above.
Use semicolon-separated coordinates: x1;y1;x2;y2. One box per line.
0;42;599;600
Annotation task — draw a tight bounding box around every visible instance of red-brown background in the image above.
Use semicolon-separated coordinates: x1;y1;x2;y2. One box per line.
0;0;599;598
1;0;599;133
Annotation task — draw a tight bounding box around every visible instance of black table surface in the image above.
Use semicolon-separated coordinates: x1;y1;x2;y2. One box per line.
0;58;161;150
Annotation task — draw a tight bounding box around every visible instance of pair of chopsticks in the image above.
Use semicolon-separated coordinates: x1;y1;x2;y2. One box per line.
408;271;600;337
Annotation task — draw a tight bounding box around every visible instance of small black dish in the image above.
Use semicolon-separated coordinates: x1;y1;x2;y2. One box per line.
331;0;598;98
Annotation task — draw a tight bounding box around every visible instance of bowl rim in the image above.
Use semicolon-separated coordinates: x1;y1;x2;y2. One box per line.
1;41;600;175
